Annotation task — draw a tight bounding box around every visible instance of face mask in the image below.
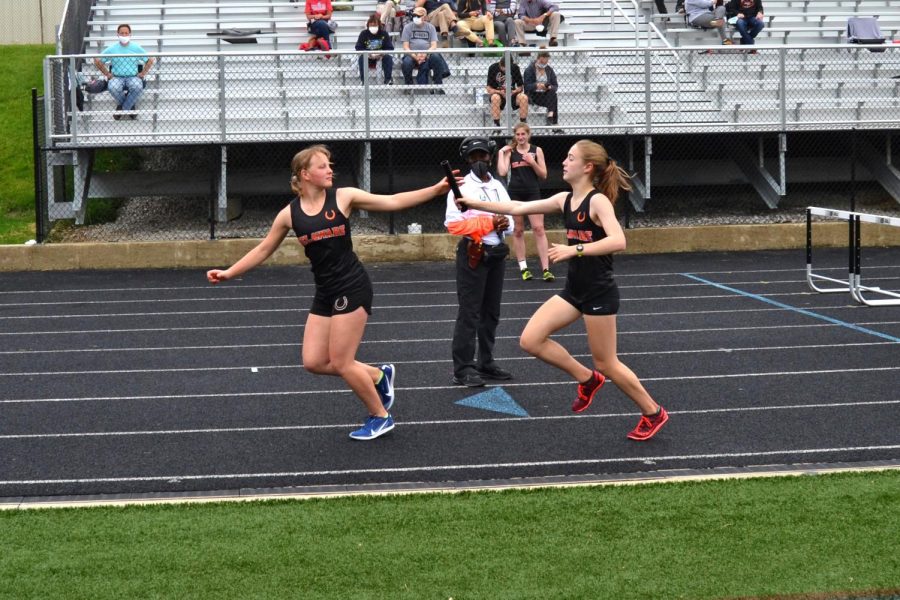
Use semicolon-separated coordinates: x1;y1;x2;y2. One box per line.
118;35;131;45
471;160;491;180
413;16;423;25
369;26;379;34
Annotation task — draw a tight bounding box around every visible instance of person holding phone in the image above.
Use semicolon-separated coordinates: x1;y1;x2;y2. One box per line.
207;145;458;440
454;140;669;441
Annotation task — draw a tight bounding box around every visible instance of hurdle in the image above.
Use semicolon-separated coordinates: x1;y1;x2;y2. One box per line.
806;206;900;306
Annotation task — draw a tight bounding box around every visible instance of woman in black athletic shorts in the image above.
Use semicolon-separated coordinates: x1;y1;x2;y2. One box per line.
496;122;554;282
207;145;456;441
457;139;668;441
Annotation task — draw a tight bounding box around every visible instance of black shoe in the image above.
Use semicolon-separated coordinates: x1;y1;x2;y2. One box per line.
477;365;512;380
113;105;123;120
452;372;485;387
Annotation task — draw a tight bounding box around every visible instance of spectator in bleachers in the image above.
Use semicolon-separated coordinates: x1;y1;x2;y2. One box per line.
457;0;497;48
376;0;402;32
685;0;732;45
417;0;471;45
400;6;447;88
93;24;154;120
727;0;764;48
305;0;334;51
486;57;528;132
514;0;563;47
356;14;395;84
524;49;561;133
486;0;517;46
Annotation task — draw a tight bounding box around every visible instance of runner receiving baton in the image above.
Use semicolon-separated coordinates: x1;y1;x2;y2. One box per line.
456;140;668;440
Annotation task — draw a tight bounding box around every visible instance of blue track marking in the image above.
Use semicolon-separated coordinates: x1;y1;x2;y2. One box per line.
682;273;900;343
455;387;530;417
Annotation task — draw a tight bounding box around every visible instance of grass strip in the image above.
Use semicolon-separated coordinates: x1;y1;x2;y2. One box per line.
0;44;53;244
1;470;898;599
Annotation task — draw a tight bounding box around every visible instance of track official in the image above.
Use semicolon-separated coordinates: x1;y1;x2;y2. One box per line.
445;137;515;387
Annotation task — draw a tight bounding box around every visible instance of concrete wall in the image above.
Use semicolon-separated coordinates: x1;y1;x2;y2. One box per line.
0;0;65;45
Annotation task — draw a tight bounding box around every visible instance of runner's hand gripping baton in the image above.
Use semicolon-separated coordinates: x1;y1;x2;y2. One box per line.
441;160;465;210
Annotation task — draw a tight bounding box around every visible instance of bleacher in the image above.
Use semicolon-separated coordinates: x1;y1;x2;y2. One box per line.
46;0;900;222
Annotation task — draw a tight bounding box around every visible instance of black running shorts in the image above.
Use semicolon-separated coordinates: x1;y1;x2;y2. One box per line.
309;280;373;317
558;282;619;316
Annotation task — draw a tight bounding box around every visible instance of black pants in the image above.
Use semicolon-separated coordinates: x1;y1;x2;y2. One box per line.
655;0;668;13
529;90;558;124
452;239;509;377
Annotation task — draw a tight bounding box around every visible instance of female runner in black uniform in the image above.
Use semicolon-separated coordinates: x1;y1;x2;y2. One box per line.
496;122;554;282
457;140;668;441
207;145;457;441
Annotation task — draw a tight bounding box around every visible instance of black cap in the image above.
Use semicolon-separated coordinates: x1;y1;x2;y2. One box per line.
459;137;497;159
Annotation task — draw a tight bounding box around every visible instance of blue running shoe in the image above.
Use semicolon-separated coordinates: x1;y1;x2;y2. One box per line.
376;363;395;411
349;415;395;440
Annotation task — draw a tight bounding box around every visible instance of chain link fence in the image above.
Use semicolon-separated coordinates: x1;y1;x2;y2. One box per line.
36;45;900;242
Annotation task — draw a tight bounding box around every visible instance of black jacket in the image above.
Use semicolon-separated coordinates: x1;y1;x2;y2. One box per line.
457;0;488;18
726;0;763;19
523;62;558;95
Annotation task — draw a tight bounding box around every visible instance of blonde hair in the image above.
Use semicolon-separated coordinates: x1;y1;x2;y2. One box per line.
290;145;331;196
574;139;632;205
508;122;531;148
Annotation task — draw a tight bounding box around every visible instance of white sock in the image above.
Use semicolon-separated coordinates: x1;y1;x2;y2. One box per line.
518;260;528;270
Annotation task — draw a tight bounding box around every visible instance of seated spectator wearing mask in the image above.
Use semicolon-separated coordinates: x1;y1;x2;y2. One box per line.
514;0;563;47
523;49;562;133
400;7;448;88
355;13;395;84
93;24;154;120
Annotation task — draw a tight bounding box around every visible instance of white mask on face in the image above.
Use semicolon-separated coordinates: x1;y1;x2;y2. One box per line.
118;35;131;45
412;16;423;24
368;26;379;34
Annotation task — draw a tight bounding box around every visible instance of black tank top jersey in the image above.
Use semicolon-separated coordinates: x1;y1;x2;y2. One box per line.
290;189;368;296
507;144;541;196
563;190;615;298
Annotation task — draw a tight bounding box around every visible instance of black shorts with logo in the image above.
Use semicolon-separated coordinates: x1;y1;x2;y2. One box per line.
558;281;619;316
309;279;374;317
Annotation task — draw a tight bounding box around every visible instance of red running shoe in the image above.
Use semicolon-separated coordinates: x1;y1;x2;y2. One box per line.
572;370;606;413
627;406;669;441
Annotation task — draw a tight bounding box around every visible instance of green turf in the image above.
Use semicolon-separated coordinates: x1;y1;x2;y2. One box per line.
1;470;898;599
0;44;53;244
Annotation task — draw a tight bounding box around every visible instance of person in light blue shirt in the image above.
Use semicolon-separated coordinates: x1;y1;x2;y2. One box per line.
93;24;155;119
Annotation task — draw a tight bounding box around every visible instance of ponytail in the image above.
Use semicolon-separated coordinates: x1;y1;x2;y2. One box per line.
597;158;632;205
575;139;632;205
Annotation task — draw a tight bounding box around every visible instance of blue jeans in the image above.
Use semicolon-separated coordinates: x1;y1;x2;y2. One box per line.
401;54;444;85
308;19;331;39
107;76;144;110
358;54;394;84
735;15;764;45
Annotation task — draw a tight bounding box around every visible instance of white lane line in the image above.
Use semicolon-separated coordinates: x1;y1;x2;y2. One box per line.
2;366;898;404
2;263;897;295
2;318;897;338
0;300;875;322
0;339;891;357
2;399;898;440
1;287;862;310
2;353;898;380
2;444;899;486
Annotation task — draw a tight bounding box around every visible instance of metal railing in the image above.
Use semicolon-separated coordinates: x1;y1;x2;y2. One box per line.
44;43;900;148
